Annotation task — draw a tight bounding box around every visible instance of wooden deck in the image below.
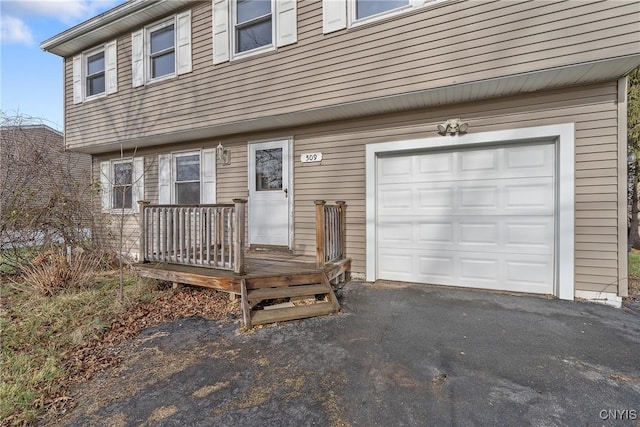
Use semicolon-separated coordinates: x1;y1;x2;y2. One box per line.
135;252;350;328
135;252;350;295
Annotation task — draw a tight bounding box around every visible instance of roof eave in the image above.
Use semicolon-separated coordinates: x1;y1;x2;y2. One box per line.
40;0;187;57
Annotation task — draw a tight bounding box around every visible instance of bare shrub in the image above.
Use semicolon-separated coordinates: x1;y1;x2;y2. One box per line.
22;246;101;296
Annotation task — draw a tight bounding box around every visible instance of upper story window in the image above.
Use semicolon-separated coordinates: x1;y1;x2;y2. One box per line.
72;40;117;104
149;21;176;79
355;0;409;20
86;50;105;97
323;0;443;33
212;0;297;64
235;0;272;54
132;10;192;88
99;157;144;214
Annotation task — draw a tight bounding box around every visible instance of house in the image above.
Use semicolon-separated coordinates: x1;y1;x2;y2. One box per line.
0;124;92;248
41;0;640;310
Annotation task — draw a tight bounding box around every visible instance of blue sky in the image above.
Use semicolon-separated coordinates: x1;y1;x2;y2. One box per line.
1;0;124;130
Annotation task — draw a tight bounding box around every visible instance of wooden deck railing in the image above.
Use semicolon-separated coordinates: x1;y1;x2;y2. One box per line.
315;200;347;267
138;199;246;274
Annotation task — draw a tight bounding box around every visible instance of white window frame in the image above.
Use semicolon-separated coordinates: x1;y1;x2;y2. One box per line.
213;0;297;64
146;18;177;83
132;10;191;88
100;157;144;214
158;148;216;205
349;0;412;26
72;40;117;104
323;0;447;33
84;46;106;100
172;151;202;204
231;0;276;59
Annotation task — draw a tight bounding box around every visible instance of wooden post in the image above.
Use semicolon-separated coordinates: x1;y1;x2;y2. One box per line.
336;201;347;260
138;201;150;263
315;200;326;268
233;199;247;274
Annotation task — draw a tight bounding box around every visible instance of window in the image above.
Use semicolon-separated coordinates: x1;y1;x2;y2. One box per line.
149;21;175;79
72;40;117;104
86;51;105;97
112;160;133;209
235;0;272;54
157;149;216;204
212;0;297;64
132;10;192;87
322;0;443;33
174;153;200;204
355;0;409;20
99;157;144;213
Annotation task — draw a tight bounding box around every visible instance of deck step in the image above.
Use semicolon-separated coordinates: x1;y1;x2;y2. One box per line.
247;284;328;301
245;272;325;289
250;302;337;325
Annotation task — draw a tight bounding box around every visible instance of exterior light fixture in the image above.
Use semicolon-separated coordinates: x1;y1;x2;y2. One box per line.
216;142;231;165
437;118;469;136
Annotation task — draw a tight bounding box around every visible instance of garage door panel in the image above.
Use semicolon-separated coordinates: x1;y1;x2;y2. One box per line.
376;141;555;295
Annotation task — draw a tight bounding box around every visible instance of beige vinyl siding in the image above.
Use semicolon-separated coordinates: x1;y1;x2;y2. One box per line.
63;0;639;150
89;82;623;295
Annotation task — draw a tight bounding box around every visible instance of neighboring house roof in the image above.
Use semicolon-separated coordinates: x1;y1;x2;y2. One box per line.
41;0;190;57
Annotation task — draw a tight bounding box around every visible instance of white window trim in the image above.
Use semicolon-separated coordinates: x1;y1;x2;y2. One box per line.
132;10;191;88
72;40;117;104
349;0;412;27
172;151;202;204
83;46;107;101
158;149;217;205
100;157;144;214
323;0;447;33
213;0;297;64
145;18;177;84
230;0;276;60
365;123;575;301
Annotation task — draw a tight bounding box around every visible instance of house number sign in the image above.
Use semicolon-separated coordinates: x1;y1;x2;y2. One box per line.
301;152;322;163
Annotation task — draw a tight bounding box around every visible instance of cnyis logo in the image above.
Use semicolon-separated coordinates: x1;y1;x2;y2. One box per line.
599;409;638;420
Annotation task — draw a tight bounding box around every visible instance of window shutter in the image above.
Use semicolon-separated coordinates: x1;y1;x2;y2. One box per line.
105;40;118;94
212;0;229;64
132;157;145;213
72;55;83;104
201;148;216;204
100;161;111;212
322;0;346;34
131;29;144;87
176;10;192;75
276;0;297;47
158;154;171;204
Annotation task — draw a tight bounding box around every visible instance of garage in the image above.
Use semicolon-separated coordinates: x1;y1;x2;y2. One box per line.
375;141;556;295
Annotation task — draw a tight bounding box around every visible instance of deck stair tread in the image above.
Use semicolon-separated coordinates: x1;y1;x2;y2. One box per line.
247;283;327;300
250;302;337;325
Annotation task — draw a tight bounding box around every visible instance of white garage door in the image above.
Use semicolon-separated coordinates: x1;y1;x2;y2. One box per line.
376;142;555;294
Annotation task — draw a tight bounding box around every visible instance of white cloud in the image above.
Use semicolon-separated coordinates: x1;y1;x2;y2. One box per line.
0;16;34;45
3;0;123;25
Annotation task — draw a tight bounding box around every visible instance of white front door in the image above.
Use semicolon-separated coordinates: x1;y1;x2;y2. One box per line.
249;139;290;247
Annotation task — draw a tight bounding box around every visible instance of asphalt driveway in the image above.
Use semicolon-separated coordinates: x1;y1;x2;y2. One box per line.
60;281;640;426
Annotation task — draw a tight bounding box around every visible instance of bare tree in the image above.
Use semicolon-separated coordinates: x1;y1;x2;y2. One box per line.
0;112;93;270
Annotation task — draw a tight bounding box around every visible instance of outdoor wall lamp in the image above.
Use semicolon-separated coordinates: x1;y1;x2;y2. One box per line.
216;142;231;165
437;118;469;136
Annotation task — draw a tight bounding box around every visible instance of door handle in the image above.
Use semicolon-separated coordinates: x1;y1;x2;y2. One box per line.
284;188;288;198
